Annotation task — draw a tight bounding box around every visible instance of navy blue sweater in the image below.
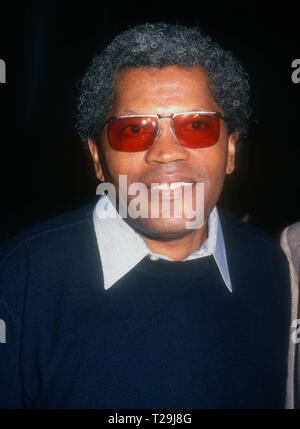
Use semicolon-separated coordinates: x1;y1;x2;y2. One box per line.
0;205;291;408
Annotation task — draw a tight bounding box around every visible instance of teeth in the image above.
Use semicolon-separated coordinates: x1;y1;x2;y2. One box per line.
151;182;193;191
170;182;193;190
152;183;169;191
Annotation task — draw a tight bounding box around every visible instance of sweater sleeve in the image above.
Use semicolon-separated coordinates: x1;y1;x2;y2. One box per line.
0;243;32;408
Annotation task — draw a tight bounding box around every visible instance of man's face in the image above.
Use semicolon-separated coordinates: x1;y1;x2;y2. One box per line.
89;66;237;239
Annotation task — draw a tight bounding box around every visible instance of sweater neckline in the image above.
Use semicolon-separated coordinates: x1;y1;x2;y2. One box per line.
134;254;216;281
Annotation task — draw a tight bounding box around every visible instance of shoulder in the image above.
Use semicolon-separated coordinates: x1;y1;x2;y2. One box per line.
284;221;300;262
218;210;289;274
0;204;94;265
219;210;283;251
0;204;97;321
218;212;291;310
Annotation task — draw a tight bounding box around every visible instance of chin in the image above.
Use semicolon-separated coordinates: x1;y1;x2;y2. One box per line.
125;217;200;240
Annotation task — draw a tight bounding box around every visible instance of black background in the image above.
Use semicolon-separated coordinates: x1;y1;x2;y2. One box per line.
0;0;299;242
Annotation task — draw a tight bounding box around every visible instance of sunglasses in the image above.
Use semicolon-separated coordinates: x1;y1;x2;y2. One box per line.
103;111;225;152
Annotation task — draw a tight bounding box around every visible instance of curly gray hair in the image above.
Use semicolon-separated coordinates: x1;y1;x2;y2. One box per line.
76;22;251;146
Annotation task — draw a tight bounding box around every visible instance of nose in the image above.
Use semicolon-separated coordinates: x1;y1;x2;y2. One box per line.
145;118;189;164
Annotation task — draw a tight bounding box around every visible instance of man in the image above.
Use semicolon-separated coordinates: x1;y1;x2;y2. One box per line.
0;22;291;408
281;221;300;408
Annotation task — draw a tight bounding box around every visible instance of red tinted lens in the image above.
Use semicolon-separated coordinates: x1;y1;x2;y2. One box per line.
108;116;158;151
173;113;220;148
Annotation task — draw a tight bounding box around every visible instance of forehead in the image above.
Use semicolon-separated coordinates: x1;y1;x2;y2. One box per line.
112;66;221;114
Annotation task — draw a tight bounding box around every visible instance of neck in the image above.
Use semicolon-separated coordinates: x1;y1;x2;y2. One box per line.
139;222;208;261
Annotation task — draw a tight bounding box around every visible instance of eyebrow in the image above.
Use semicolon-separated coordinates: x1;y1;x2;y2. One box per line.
117;109;140;115
115;106;217;116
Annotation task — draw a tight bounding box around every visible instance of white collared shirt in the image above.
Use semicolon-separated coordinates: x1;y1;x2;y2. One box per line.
93;194;232;292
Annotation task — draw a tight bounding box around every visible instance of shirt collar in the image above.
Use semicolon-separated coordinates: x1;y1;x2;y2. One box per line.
93;194;232;292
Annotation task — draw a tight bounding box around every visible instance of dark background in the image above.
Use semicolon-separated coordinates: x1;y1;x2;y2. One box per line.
0;0;299;242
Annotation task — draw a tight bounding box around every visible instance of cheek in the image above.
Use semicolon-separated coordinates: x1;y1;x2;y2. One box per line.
102;147;145;184
195;142;228;183
206;151;228;182
195;144;228;209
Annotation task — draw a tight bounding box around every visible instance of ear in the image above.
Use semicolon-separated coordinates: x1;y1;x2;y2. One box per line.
225;130;239;175
87;138;105;182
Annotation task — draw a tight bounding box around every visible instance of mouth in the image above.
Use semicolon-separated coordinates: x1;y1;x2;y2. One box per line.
145;174;195;187
150;181;194;191
143;175;196;201
150;182;195;194
147;181;195;201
